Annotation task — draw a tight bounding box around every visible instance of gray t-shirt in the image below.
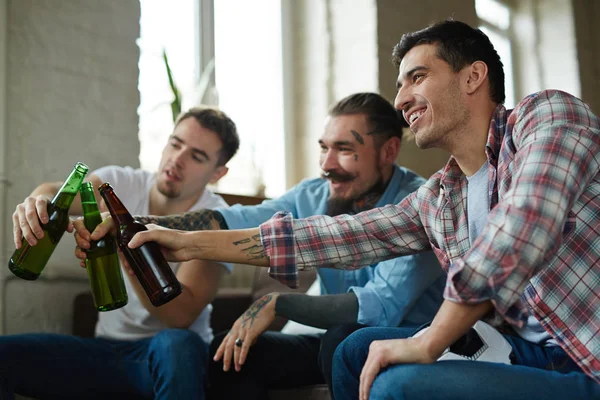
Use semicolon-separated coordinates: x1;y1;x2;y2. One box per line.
466;161;555;346
92;166;231;343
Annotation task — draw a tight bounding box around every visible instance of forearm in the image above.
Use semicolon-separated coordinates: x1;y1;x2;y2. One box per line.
184;228;270;266
418;299;493;359
275;292;359;329
29;182;61;198
136;209;228;231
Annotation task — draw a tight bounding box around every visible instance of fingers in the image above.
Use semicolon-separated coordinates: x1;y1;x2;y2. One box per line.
117;252;135;276
128;225;175;249
359;355;378;400
74;246;88;266
236;331;253;371
13;211;23;249
221;332;236;372
127;230;154;249
359;341;386;400
35;196;49;224
13;203;39;247
213;335;227;362
89;217;114;241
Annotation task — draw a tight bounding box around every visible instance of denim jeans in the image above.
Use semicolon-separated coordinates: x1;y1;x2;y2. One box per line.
333;326;600;400
0;329;209;400
208;324;366;399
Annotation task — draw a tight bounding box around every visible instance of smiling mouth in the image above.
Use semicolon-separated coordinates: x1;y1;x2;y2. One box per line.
408;108;426;126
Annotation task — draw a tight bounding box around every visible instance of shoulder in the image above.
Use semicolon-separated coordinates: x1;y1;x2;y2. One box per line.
191;188;229;211
387;165;428;203
396;166;427;190
510;90;598;129
92;166;154;203
283;176;330;200
93;165;150;183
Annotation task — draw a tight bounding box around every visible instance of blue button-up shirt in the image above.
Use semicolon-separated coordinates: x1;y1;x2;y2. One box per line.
219;165;444;327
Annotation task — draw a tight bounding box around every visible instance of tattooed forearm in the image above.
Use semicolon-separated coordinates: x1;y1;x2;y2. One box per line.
135;210;229;231
233;233;267;260
241;294;273;328
351;130;364;145
242;245;267;260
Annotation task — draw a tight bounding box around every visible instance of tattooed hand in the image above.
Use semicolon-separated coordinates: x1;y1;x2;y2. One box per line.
213;293;280;372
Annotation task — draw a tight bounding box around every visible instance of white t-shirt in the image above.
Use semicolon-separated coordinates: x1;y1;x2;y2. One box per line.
92;166;230;343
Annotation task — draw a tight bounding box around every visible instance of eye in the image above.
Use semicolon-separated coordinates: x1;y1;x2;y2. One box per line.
339;148;353;152
192;155;206;163
170;141;181;149
413;74;425;84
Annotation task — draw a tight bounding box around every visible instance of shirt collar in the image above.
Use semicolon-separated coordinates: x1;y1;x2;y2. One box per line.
438;103;509;189
376;164;404;207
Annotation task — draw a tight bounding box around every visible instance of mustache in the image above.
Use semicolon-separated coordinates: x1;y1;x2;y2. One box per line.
321;170;356;182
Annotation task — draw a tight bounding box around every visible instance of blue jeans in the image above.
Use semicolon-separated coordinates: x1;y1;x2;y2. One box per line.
0;329;209;400
333;327;600;400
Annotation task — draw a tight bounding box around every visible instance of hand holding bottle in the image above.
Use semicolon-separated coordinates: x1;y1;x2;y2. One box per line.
127;224;200;263
9;162;89;280
12;193;67;248
73;212;115;265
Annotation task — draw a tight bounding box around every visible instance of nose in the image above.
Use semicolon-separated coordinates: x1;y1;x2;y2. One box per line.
394;85;414;115
320;149;340;173
172;148;186;169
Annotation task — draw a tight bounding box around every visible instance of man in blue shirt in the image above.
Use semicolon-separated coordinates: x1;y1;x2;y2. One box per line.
82;92;444;398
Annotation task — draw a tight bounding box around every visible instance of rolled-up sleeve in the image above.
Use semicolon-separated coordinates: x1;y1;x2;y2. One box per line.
260;212;300;288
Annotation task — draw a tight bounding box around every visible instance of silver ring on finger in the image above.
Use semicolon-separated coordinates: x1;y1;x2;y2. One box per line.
235;338;243;347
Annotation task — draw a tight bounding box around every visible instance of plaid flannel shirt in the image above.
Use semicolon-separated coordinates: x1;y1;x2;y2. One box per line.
260;90;600;383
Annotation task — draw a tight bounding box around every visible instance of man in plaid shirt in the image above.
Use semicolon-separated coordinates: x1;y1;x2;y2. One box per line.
129;19;600;399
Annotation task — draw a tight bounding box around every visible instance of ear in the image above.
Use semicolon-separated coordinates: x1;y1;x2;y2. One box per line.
463;61;488;95
209;165;229;184
379;136;401;165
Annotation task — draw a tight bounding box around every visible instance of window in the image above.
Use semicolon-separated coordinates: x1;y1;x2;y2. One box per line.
476;0;515;108
138;0;287;198
213;1;286;197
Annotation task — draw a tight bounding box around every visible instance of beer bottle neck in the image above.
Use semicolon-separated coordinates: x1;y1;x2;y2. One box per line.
52;162;89;210
80;183;103;232
99;186;135;227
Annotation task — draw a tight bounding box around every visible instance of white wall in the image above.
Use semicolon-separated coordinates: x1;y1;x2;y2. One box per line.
1;0;140;334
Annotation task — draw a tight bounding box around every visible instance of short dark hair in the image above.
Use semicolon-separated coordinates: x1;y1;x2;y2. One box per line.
175;107;240;166
329;92;406;148
392;19;505;104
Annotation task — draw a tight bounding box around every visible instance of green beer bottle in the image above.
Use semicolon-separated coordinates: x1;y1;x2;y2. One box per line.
80;182;128;311
8;162;89;280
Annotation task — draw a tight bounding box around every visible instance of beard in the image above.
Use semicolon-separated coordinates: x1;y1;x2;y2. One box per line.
156;180;180;199
325;169;388;216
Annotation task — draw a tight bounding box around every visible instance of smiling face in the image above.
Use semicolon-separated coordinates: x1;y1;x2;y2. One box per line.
319;114;388;205
155;117;228;201
394;43;470;150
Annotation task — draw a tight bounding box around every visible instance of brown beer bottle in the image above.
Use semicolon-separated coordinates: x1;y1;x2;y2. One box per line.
98;183;182;307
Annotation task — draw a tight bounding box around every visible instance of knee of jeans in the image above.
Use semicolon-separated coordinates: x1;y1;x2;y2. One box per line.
337;328;374;357
150;329;207;360
370;364;432;400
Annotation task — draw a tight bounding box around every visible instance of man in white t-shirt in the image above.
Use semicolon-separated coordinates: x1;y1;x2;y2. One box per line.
1;107;240;400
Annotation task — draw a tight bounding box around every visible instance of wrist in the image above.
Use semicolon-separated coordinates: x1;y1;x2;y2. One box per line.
413;327;447;363
268;292;280;316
